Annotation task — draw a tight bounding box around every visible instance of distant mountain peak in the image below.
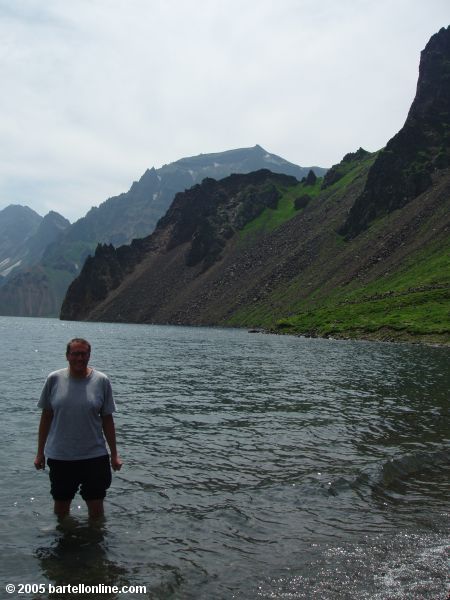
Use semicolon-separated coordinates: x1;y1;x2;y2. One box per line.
1;204;42;218
0;145;326;317
252;144;266;153
162;145;325;179
43;210;70;223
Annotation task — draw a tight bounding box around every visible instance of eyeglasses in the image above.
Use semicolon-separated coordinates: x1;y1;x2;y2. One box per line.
68;351;90;357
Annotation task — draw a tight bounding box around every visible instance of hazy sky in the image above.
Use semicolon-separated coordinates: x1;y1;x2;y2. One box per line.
0;0;448;222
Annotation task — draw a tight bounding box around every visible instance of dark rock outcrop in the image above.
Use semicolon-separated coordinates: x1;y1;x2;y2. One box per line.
302;170;317;186
341;26;450;238
294;195;312;210
159;170;292;269
60;240;148;321
321;148;371;190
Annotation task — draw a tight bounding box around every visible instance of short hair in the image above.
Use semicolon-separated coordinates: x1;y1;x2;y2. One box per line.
66;338;91;355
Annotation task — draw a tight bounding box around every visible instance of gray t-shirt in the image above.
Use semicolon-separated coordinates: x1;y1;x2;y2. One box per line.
38;368;116;460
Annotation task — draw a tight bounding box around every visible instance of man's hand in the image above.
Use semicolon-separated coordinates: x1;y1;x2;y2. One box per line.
34;453;45;470
111;455;123;471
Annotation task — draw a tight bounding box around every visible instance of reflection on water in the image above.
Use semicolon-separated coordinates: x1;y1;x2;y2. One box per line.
0;317;449;599
35;518;128;597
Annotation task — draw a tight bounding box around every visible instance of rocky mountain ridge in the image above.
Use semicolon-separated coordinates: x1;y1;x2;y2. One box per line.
60;27;450;344
0;146;323;317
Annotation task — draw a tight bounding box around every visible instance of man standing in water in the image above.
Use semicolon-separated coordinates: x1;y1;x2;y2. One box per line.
34;338;123;518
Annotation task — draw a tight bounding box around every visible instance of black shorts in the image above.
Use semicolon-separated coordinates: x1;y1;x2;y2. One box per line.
47;455;112;501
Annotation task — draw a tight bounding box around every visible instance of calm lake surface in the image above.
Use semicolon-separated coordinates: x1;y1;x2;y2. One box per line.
0;316;449;599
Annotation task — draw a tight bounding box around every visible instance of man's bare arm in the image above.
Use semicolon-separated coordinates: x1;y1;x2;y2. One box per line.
102;414;123;471
34;409;53;469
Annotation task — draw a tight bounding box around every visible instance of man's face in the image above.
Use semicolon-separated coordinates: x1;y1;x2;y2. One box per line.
66;341;91;375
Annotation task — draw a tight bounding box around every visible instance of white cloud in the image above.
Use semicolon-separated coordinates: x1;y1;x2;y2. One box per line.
0;0;448;221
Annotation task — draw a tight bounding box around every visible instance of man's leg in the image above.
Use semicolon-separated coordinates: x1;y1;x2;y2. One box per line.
54;500;72;517
86;499;104;519
48;459;77;517
81;455;111;519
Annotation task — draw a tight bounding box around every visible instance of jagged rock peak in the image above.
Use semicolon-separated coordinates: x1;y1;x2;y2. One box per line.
43;210;70;224
128;167;160;191
340;26;450;238
303;170;317;185
408;25;450;121
140;167;158;179
321;148;372;189
342;148;370;163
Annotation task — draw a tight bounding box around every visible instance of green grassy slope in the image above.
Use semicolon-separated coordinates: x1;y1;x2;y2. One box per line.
239;177;323;236
275;243;449;343
226;160;450;344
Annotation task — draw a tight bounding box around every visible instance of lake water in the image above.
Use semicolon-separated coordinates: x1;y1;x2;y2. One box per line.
0;316;449;599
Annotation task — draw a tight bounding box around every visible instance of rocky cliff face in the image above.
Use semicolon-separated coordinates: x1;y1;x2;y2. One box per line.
341;26;450;238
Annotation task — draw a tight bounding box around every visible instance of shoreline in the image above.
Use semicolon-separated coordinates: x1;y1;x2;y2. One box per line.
3;313;448;348
254;325;450;347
